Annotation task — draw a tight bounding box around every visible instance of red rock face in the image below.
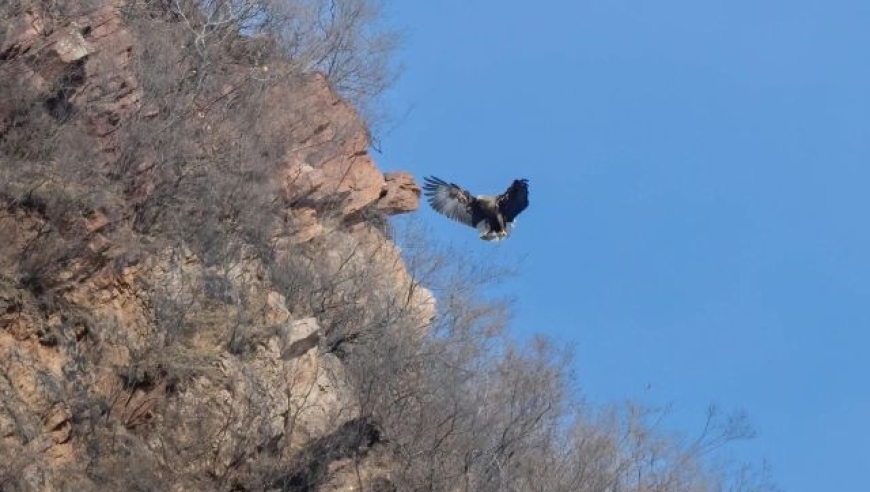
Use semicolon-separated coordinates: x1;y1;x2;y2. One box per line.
1;2;418;228
1;5;427;489
380;171;422;215
0;6;434;491
1;1;141;150
275;73;419;223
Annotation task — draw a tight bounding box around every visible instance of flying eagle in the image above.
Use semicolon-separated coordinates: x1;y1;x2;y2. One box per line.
422;176;529;241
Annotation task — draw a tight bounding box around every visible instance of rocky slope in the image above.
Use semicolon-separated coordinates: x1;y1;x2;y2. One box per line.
0;1;431;490
1;2;777;492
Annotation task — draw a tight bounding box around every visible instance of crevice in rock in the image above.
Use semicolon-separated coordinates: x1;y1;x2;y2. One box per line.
44;58;87;121
269;417;385;491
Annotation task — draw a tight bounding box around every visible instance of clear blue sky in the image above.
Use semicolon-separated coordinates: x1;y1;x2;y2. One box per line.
377;2;870;491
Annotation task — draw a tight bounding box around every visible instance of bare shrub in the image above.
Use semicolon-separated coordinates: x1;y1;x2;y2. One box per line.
313;220;780;492
259;0;400;113
0;1;777;491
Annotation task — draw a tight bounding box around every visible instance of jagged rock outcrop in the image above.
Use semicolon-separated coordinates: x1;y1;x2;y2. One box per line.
1;0;140;148
0;1;430;490
379;171;422;215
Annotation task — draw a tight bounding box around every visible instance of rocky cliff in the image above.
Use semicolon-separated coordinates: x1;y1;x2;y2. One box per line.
0;1;432;490
1;2;776;492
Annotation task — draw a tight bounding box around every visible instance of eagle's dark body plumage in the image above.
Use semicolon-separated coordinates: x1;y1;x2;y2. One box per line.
422;176;529;241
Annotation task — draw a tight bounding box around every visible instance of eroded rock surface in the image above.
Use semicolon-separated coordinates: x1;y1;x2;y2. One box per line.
0;1;427;490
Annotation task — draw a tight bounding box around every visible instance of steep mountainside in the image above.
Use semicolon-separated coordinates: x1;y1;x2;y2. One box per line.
1;1;430;490
1;2;776;492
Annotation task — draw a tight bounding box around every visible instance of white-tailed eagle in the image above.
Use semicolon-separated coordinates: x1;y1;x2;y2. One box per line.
422;176;529;241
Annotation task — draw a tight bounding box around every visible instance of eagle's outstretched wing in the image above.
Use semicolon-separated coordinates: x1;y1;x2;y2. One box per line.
422;176;476;227
497;179;529;224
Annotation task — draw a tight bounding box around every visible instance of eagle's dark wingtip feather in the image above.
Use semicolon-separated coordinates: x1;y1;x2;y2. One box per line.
421;176;447;195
